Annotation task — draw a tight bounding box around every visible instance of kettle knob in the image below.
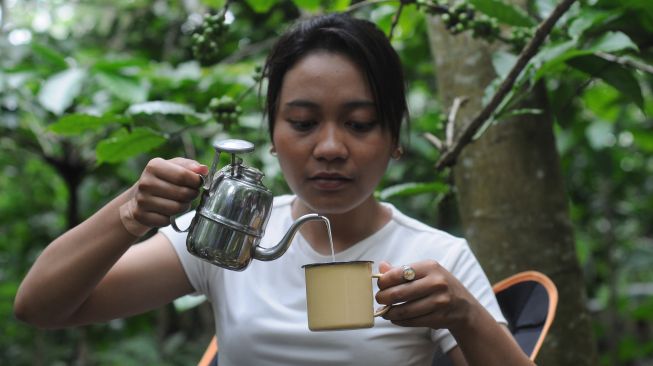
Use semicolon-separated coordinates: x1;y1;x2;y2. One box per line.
214;139;255;154
207;139;255;185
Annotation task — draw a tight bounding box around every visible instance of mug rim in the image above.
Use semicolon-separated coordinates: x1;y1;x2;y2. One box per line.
301;260;373;269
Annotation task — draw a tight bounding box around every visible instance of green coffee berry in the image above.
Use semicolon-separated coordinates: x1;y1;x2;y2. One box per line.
192;11;229;66
209;95;242;129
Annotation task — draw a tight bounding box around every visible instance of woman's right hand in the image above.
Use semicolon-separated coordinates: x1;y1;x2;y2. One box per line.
120;157;208;237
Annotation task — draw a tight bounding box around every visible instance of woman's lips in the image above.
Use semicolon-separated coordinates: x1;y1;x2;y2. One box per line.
308;173;352;190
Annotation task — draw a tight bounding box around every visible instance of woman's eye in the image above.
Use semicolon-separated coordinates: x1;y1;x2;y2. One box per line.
346;121;376;133
288;119;317;132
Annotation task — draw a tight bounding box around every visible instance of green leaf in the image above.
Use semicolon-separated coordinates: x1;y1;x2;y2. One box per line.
583;83;620;121
96;128;167;163
245;0;278;13
31;43;68;70
534;32;639;81
632;130;653;152
326;0;351;11
48;114;121;135
568;10;616;39
589;31;639;54
95;71;148;103
531;39;577;76
378;182;449;200
92;57;150;73
37;68;87;115
468;0;536;27
293;0;321;11
492;51;517;80
127;101;197;116
200;0;226;8
567;55;644;110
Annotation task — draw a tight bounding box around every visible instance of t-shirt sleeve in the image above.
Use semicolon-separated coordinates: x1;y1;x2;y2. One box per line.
159;212;213;298
431;239;507;355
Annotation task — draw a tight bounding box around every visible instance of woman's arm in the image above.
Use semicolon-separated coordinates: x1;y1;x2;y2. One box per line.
13;158;207;328
376;261;535;366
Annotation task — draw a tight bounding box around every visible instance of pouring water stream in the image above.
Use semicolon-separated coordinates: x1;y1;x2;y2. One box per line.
323;218;335;263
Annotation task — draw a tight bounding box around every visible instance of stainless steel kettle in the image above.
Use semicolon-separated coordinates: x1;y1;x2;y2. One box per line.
171;139;327;271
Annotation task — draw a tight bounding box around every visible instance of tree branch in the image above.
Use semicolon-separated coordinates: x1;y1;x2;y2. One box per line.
221;37;277;64
596;51;653;75
435;0;578;170
346;0;396;13
388;2;405;41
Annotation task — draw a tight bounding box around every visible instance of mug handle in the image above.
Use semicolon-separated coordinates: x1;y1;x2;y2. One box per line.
372;273;392;317
170;174;207;233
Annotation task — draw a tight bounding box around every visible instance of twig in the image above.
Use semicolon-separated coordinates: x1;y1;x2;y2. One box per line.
388;1;405;41
1;0;7;31
422;96;467;152
423;132;443;150
435;0;578;170
235;81;258;105
446;96;468;147
346;0;396;13
596;51;653;75
221;37;277;64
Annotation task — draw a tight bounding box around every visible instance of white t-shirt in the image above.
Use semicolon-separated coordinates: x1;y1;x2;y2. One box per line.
160;195;505;366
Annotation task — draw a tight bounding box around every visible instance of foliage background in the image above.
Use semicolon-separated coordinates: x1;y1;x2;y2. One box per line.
1;0;651;365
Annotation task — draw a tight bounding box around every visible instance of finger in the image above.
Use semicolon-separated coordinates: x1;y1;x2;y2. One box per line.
377;263;420;290
379;261;392;274
145;158;205;189
376;274;448;306
131;209;179;228
138;175;200;203
135;194;192;217
377;260;443;289
376;261;449;304
381;292;450;322
169;157;209;176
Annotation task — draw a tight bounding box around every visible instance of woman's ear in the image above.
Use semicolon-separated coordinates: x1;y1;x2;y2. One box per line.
270;145;277;156
391;145;403;160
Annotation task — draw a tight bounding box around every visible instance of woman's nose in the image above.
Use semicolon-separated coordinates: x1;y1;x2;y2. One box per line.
313;123;348;161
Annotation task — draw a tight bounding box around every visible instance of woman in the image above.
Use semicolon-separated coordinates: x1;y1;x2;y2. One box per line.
15;13;533;366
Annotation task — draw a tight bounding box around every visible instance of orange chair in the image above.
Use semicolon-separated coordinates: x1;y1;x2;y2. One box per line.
198;335;218;366
491;270;558;361
198;270;558;365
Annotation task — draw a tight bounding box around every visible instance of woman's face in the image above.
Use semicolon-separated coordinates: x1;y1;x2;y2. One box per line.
272;51;394;215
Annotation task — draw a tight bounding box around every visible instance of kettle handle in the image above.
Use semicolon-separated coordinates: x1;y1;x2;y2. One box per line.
170;174;208;233
170;214;191;232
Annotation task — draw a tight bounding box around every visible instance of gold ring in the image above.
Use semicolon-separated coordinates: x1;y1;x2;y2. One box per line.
402;265;416;281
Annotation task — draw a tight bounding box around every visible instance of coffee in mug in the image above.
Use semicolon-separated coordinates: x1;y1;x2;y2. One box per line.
302;261;390;331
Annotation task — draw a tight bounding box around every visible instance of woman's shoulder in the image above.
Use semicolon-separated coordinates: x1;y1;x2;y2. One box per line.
386;203;458;237
383;202;468;251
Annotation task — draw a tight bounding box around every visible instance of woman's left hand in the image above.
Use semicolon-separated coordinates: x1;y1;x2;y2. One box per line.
375;260;479;332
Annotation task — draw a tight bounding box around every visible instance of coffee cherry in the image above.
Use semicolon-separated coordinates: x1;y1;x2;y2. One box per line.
209;96;242;129
191;11;228;66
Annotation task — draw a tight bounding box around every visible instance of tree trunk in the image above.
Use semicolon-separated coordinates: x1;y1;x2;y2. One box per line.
425;13;598;366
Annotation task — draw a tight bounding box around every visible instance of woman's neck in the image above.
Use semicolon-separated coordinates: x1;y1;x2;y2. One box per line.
291;196;392;255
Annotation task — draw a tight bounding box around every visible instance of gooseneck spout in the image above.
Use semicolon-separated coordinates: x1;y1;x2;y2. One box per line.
254;213;328;261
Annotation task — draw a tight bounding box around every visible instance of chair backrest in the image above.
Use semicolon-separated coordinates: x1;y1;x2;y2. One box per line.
198;270;558;366
198;335;218;366
492;270;558;361
434;271;558;366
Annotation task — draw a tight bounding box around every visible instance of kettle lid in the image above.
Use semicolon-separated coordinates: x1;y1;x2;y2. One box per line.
214;139;255;154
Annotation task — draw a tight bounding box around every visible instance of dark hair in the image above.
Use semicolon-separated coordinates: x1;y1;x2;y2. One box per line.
263;13;408;146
